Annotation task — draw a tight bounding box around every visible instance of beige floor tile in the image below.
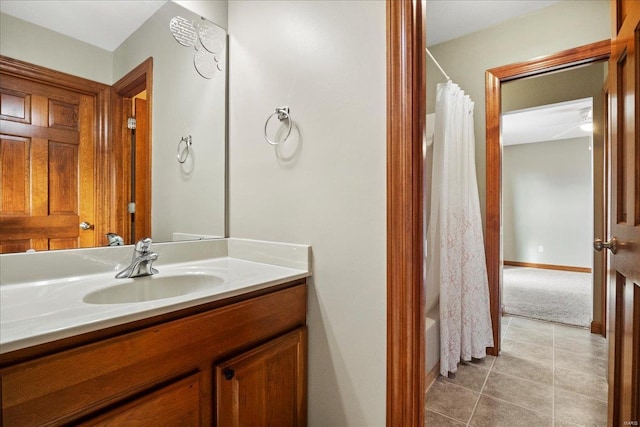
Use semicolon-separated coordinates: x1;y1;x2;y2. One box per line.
501;318;511;341
425;409;466;426
554;347;607;378
501;338;554;363
466;354;496;371
442;362;490;391
430;315;607;427
553;324;596;340
425;378;479;424
555;390;607;427
554;421;584;427
493;353;553;385
505;325;554;347
509;316;555;334
555;366;608;402
469;394;552;427
554;334;607;360
482;370;553;414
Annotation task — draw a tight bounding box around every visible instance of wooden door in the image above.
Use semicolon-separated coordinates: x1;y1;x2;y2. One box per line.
133;97;151;242
607;0;640;425
0;73;95;253
216;328;307;427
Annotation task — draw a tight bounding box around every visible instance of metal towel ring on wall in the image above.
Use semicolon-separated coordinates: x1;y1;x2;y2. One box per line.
264;107;292;146
177;135;192;163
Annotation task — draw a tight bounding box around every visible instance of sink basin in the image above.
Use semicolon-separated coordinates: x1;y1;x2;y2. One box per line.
83;274;224;304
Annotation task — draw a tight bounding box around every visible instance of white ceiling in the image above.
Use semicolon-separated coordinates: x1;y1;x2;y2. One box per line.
502;98;593;146
426;0;562;46
0;0;167;51
1;0;563;51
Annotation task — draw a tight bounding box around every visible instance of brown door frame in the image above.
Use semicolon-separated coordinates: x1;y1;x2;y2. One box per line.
485;40;611;353
386;1;426;426
111;58;153;244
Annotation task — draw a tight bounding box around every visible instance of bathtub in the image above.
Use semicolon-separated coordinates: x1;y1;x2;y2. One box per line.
425;113;440;384
425;304;440;384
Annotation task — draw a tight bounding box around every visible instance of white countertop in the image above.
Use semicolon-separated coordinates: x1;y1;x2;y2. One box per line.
0;239;311;355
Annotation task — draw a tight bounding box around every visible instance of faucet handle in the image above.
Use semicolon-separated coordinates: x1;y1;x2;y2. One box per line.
135;237;153;253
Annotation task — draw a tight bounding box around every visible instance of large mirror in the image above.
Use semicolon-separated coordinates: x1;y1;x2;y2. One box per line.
0;1;227;253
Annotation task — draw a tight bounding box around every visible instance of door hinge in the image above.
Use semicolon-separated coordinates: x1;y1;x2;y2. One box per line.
128;202;136;213
127;117;136;130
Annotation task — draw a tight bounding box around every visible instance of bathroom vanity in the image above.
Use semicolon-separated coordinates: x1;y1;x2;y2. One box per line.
0;239;310;426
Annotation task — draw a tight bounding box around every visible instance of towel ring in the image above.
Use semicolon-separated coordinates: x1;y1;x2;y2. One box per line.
264;107;292;146
177;135;192;163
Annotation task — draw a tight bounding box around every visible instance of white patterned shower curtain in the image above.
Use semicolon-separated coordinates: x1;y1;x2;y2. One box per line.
426;81;494;376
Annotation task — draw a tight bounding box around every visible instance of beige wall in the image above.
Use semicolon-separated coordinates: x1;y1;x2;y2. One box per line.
0;12;113;84
174;0;228;29
228;1;386;425
502;63;605;112
503;137;593;267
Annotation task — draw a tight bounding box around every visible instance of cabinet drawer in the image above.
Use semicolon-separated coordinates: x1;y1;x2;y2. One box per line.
80;373;202;427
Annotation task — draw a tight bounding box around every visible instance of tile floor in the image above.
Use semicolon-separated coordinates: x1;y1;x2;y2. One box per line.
425;315;608;427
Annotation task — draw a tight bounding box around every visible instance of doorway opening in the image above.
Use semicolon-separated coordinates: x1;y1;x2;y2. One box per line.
484;40;611;353
501;90;599;328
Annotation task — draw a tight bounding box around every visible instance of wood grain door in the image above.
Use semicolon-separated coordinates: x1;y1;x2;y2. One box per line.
607;0;640;425
216;328;307;427
133;97;150;242
0;73;95;253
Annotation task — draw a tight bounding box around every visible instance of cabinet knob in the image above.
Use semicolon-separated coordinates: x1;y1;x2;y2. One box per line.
223;367;235;380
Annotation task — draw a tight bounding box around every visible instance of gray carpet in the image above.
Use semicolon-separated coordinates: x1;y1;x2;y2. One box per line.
503;266;592;327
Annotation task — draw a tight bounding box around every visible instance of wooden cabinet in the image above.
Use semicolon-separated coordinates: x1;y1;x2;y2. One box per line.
0;282;307;426
216;328;306;427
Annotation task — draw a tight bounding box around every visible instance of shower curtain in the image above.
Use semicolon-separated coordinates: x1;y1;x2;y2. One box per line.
426;81;494;376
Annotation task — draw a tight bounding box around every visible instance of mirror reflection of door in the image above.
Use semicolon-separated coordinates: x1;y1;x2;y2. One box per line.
0;72;97;253
129;94;150;243
0;56;152;253
112;58;152;246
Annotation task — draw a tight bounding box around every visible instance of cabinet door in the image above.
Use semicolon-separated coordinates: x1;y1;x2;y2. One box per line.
216;327;307;427
80;373;202;427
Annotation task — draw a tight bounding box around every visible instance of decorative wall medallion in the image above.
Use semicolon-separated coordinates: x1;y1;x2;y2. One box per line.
170;16;225;79
169;16;197;47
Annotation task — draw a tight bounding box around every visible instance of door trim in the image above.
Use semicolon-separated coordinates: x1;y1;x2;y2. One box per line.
485;40;611;352
386;1;426;426
0;55;111;247
111;58;153;244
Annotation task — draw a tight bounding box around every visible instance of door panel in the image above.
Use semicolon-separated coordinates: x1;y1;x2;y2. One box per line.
608;0;640;425
216;328;306;427
0;74;95;253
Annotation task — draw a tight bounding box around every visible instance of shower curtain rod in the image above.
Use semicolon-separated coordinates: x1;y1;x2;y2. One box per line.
426;48;450;81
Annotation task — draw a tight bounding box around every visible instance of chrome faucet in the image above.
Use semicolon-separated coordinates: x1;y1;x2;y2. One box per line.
106;233;124;246
116;237;159;278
